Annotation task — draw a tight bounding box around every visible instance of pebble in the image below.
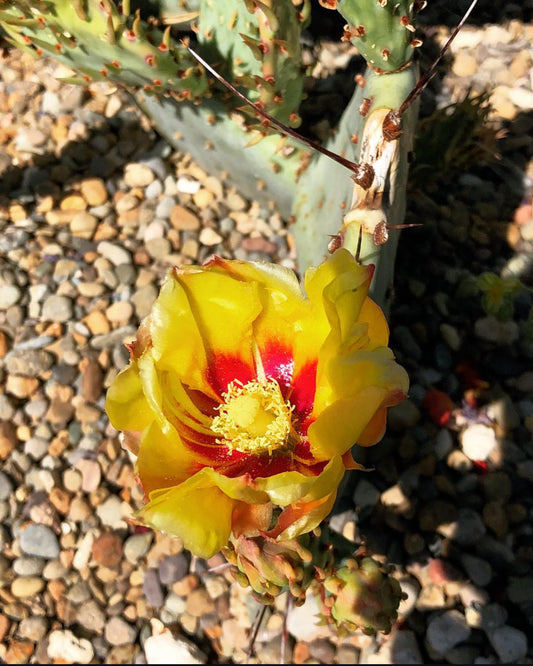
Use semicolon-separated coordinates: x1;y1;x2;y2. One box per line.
460;423;497;461
144;568;165;608
104;616;137;646
158;553;190;585
41;294;73;322
144;630;208;664
76;599;106;633
11;576;45;598
489;625;528;663
19;523;60;559
47;629;94;663
0;285;21;309
92;531;123;568
426;610;471;655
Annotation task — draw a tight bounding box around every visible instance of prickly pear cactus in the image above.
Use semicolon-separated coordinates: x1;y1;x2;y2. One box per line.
0;0;311;210
0;0;210;99
335;0;423;72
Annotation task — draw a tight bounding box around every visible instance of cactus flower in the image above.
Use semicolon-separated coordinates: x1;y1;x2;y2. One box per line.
106;249;408;558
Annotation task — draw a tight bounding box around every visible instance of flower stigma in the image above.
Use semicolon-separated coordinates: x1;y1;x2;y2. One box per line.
211;378;295;455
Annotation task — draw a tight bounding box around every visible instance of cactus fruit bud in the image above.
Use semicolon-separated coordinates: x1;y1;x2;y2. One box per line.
319;556;404;635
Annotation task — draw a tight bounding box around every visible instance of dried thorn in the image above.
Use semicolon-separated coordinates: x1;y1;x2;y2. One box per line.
246;604;268;664
354;73;366;87
381;48;390;62
159;25;171;51
350;133;359;144
318;0;338;8
397;0;478;116
355;225;363;264
121;0;130;16
400;16;416;31
183;42;364;175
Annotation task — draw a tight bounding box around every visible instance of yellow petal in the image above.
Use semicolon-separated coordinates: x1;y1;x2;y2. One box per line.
267;456;345;540
174;267;262;368
308;386;393;459
139;479;235;559
136;421;197;495
105;362;153;432
149;270;209;393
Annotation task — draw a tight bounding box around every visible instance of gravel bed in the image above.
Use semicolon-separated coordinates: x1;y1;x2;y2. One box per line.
0;11;532;666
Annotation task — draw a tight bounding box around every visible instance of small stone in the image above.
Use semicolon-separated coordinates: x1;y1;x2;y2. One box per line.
124;531;154;564
158;553;190;585
0;285;21;310
11;576;45;598
460;423;497;461
474;316;519;344
80;177;108;206
84;310;110;335
426;610;471;655
19;524;60;559
80;359;104;403
353;478;380;511
387;400;421;430
75;459;101;493
199;227;223;246
144;568;165;608
286;593;333;641
144;630;207;665
96;495;127;528
47;629;94;664
124;163;155;187
18;616;48;642
104;616;137;646
0;470;13;501
185;588;216;617
76;599;105;633
452;51;478;77
41;294;73;322
70;211;98;239
92;531;123;567
489;625;527;663
97;240;132;266
106;300;134;323
461;554;492;587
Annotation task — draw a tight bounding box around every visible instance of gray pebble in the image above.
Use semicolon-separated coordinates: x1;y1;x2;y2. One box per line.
41;294;73;322
143;568;164;608
13;556;45;576
426;610;471;655
18;616;48;642
0;471;13;501
19;523;60;559
4;349;54;376
489;625;528;663
158;553;190;585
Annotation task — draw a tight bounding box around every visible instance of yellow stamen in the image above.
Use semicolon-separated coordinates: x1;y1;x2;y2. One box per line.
211;378;294;455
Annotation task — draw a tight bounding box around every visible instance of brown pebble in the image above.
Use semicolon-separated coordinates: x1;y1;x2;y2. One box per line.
47;579;66;603
5;639;34;664
80;358;104;403
0;330;9;358
84;310;111;335
92;532;123;568
241;236;278;254
49;488;71;515
0;421;17;459
169;204;201;230
0;613;10;642
185;588;216;617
